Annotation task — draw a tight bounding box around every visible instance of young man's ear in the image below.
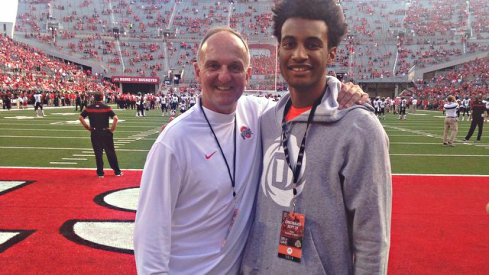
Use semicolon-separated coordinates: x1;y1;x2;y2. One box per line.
328;47;337;65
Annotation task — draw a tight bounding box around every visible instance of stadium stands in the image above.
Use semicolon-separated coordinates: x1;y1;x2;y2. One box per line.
405;56;489;102
0;33;117;102
6;0;488;99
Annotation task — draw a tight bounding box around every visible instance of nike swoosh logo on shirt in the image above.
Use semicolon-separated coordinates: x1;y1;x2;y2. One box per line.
205;151;217;160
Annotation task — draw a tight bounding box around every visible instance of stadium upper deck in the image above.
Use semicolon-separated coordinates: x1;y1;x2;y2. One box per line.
10;0;489;90
0;33;117;93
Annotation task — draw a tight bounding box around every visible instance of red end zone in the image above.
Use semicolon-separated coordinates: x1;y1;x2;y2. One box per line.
1;169;488;274
389;175;489;274
0;168;139;275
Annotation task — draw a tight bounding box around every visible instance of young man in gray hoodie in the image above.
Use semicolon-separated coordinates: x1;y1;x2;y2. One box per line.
241;1;392;274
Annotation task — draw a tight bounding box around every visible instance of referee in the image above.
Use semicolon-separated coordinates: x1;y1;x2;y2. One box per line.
79;91;123;178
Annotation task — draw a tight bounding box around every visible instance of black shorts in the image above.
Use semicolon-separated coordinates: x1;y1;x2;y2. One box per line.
34;102;43;110
399;107;406;115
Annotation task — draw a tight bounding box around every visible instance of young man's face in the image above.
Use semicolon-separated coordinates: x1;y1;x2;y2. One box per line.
194;31;252;114
278;17;336;94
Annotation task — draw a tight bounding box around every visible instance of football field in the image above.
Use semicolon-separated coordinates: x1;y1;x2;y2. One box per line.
384;110;488;175
0;106;488;174
0;106;161;170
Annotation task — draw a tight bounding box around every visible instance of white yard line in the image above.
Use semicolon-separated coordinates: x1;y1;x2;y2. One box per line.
0;135;153;141
390;142;461;145
386;134;431;137
1;167;487;177
0;146;149;152
391;154;489;157
0;123;160;128
392;173;489;177
0;135;91;139
0;128;145;133
0;166;144;171
62;158;87;161
383;124;485;146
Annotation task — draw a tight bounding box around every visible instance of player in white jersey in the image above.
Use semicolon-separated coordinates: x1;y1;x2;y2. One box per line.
378;97;386;119
483;97;489;123
179;101;187;113
373;97;385;119
385;97;392;113
33;91;45;117
136;92;146;117
171;94;179;113
189;94;197;108
373;97;381;117
460;96;471;121
399;97;407;120
159;95;168;116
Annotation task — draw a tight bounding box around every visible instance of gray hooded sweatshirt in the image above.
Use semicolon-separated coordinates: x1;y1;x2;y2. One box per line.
241;76;392;275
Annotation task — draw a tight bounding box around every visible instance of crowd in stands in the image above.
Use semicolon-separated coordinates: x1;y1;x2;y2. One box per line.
6;0;489;88
0;33;118;107
341;0;489;79
400;57;489;110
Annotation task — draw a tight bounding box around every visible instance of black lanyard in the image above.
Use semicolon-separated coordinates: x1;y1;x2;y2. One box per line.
281;96;322;198
200;100;237;197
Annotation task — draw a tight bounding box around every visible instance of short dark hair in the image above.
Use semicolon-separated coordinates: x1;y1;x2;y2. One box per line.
272;0;348;49
93;91;103;102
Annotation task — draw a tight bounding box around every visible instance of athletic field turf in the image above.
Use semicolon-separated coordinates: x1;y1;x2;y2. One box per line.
0;106;488;175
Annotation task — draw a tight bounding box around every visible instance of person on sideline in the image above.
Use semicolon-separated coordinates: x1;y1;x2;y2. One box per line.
33;91;45;117
399;97;407;120
136;92;146;117
241;1;392;274
79;91;123;178
460;96;471;121
464;95;486;142
133;26;369;274
411;97;418;114
443;95;459;146
483;96;489;123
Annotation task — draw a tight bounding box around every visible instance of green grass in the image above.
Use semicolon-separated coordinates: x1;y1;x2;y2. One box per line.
0;106;165;169
0;107;488;174
382;110;489;175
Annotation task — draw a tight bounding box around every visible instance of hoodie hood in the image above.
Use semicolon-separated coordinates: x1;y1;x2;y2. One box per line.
276;76;374;124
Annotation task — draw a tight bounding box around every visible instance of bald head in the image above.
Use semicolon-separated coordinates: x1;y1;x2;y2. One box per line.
193;27;252;114
197;27;251;68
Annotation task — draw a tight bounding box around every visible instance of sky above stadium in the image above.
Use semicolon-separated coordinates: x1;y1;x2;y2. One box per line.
0;0;18;22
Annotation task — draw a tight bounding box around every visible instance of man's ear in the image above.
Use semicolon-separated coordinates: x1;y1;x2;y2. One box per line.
328;47;337;65
245;66;252;81
193;62;201;82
